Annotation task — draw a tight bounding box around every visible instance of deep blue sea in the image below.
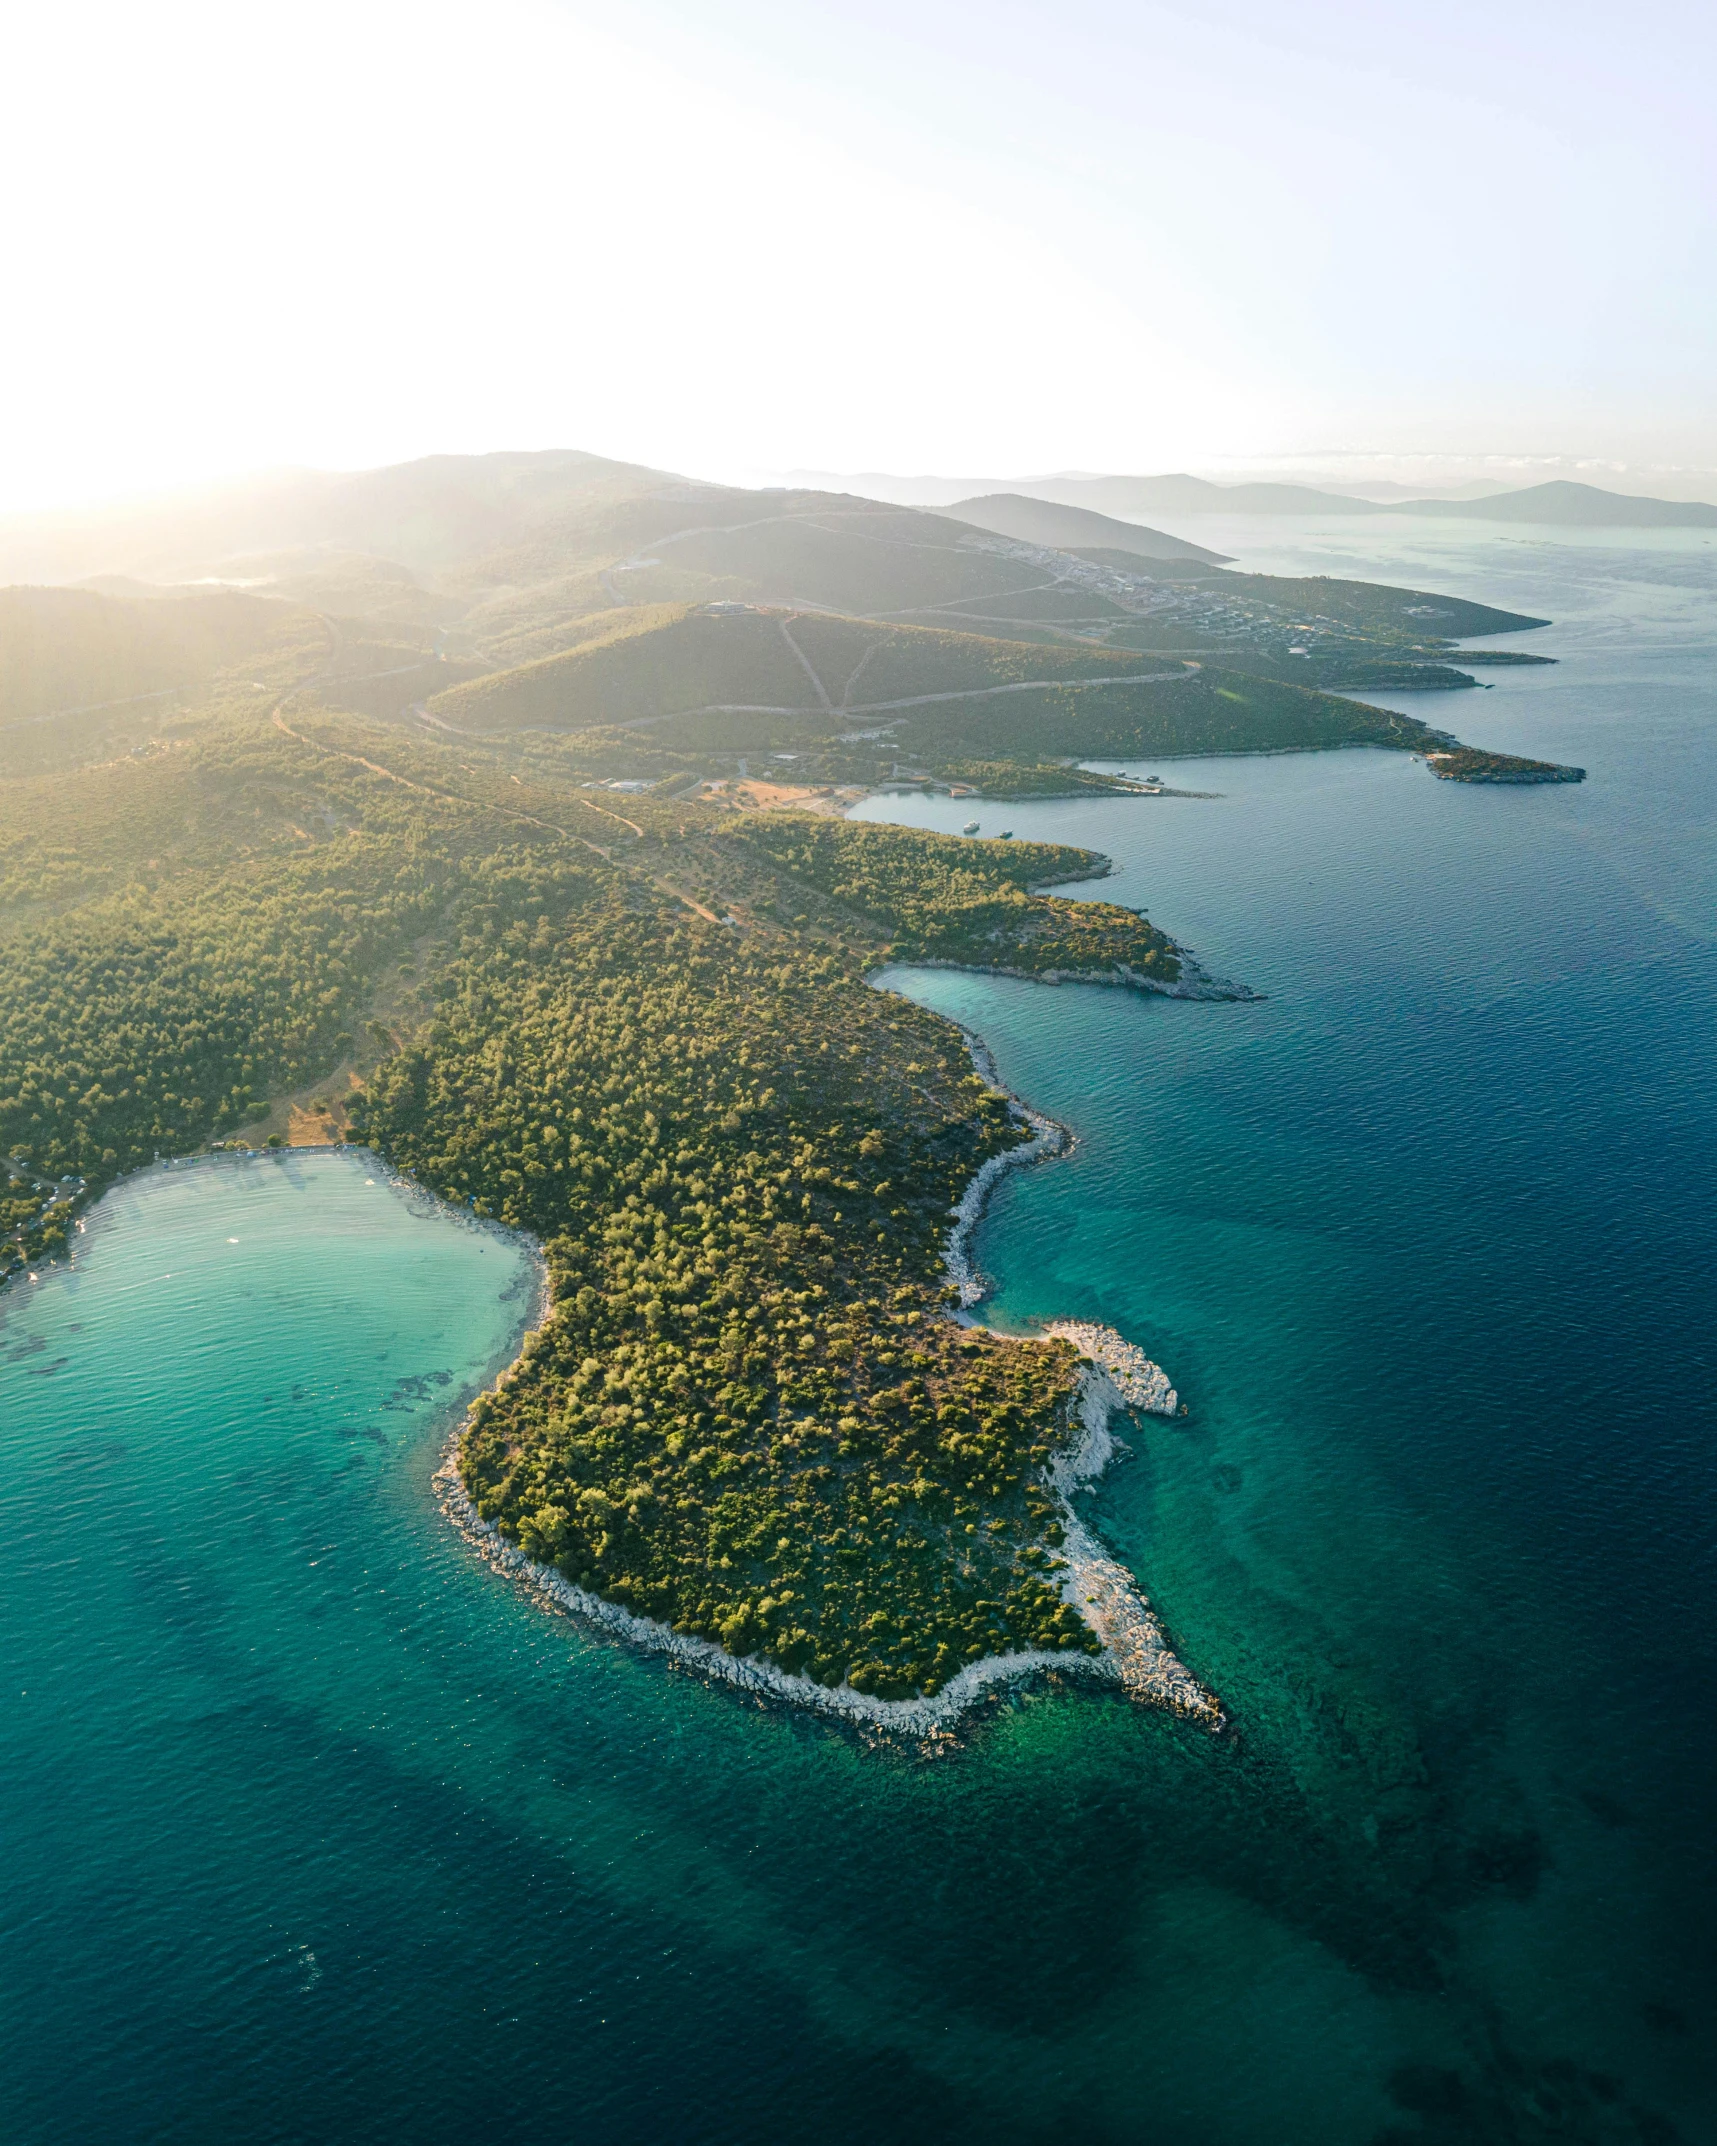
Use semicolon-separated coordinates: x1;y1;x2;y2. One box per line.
3;518;1713;2143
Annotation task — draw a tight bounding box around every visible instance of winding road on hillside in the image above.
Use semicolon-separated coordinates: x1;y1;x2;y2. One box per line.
271;624;727;928
613;665;1193;731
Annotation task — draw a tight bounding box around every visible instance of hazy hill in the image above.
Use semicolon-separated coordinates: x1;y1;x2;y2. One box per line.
0;451;1575;791
1395;479;1717;527
0;449;679;586
939;494;1227;563
0;456;1183;724
453;489;1146;635
268;476;1129;651
787;471;1383;516
1023;474;1382;517
605;501;1127;621
779;469;1384;513
794;468;1717;528
0;585;301;726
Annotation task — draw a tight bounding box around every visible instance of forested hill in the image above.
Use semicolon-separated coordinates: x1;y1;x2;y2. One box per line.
421;602;1560;795
1;702;1234;1702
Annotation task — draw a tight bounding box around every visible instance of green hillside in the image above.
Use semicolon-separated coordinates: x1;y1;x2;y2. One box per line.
724;815;1182;981
426;599;1496;787
429;607;805;731
429;608;1187;739
876;665;1441;765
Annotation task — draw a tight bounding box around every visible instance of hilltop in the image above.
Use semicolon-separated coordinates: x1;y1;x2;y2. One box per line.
0;449;677;587
939;494;1228;564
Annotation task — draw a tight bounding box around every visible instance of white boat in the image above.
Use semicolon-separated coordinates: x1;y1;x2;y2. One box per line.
962;819;980;835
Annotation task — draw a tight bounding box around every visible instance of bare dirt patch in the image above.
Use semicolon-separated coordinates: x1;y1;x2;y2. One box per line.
703;778;867;817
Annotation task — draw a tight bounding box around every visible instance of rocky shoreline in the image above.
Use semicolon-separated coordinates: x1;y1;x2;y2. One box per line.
434;1350;1224;1738
909;945;1260;1003
1045;1320;1180;1417
1047;1368;1223;1727
433;1023;1225;1737
942;1037;1067;1308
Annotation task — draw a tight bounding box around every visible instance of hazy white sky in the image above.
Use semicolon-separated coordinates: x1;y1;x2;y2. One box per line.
4;0;1713;509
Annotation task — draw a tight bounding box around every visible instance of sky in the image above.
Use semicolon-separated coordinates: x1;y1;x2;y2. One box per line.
4;0;1714;511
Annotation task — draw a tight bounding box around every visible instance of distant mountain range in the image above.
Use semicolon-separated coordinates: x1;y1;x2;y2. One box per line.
788;469;1717;528
9;462;1714;602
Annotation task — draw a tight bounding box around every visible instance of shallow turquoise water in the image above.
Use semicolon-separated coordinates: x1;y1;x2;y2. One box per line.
3;524;1713;2142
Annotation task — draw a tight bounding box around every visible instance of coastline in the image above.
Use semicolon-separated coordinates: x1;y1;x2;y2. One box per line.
432;1356;1223;1738
433;1010;1224;1735
905;945;1260;1003
8;1035;1224;1737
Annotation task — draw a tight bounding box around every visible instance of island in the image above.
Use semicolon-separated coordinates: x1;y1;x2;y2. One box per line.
1425;747;1586;784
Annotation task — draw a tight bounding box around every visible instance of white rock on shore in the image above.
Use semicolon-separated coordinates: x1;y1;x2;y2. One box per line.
1045;1364;1224;1728
1045;1320;1179;1416
942;1099;1064;1308
936;1034;1222;1728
